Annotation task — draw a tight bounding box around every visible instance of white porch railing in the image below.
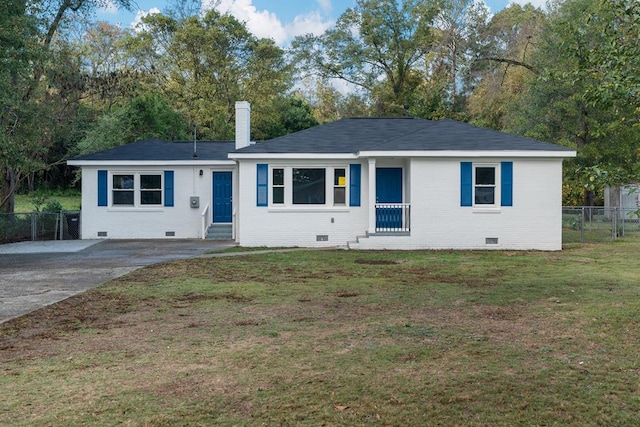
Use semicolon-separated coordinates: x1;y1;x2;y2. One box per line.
201;204;210;239
375;203;411;233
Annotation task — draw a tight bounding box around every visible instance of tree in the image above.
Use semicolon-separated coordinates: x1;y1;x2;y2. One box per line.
507;0;640;203
75;92;188;155
1;0;134;212
1;0;43;211
125;10;292;140
291;0;439;115
257;97;319;140
431;0;489;112
78;21;145;110
467;3;545;130
583;0;640;124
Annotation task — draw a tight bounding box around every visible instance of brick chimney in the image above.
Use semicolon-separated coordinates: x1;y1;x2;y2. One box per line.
235;101;251;150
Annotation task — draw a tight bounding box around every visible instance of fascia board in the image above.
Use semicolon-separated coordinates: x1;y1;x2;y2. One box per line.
228;153;358;160
67;160;236;167
357;150;577;158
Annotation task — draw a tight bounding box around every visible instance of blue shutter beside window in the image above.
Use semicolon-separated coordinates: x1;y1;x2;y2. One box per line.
501;161;513;207
460;162;472;207
349;164;361;207
98;170;107;206
257;164;268;206
164;171;174;207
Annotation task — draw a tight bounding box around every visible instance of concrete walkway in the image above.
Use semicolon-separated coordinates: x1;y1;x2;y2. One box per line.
0;239;236;324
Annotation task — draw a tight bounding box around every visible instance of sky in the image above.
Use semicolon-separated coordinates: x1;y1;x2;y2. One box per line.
97;0;547;45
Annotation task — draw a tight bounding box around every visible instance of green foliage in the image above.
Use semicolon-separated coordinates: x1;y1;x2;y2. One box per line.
3;0;639;209
583;0;640;121
291;0;439;115
75;93;188;154
29;193;65;212
124;9;292;140
467;3;544;130
255;97;319;140
506;0;640;199
14;192;80;213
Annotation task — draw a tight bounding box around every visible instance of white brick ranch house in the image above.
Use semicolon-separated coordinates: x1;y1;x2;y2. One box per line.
67;101;576;250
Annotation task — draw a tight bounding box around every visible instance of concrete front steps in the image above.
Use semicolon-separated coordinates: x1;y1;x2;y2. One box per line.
205;223;233;240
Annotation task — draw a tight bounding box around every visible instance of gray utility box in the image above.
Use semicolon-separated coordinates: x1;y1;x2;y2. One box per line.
190;196;200;208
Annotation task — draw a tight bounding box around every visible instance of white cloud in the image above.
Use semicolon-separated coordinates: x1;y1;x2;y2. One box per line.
201;0;334;45
316;0;332;13
208;0;287;43
285;12;334;40
509;0;547;9
131;8;161;31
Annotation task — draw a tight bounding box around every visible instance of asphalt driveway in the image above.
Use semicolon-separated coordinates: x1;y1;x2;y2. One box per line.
0;239;236;324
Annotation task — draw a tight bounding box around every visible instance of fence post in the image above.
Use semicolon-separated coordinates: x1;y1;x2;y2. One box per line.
59;211;64;240
31;212;37;241
580;206;585;243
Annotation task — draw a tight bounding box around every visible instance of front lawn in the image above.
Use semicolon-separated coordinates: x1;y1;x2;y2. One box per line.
1;240;639;425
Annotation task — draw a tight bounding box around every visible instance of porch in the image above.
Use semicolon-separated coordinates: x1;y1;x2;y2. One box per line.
373;203;411;234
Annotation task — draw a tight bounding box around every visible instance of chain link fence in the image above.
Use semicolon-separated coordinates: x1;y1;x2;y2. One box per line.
563;207;640;243
0;211;80;244
1;208;637;245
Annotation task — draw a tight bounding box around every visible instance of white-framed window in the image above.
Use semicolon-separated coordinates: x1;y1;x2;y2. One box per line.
334;168;346;205
461;161;512;208
474;165;496;206
264;166;351;207
112;174;134;205
272;168;284;204
111;172;163;207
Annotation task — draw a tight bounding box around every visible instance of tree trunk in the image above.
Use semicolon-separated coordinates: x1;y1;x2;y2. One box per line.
1;167;16;213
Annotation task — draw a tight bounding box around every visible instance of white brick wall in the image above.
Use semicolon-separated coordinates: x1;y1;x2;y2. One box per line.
79;155;566;250
357;158;564;250
237;157;565;250
236;159;369;247
79;165;231;239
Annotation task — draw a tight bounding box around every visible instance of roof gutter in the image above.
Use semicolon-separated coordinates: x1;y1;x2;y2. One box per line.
358;150;576;158
228;150;576;160
67;160;236;167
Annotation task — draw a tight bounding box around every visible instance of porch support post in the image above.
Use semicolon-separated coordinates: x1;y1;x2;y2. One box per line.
368;158;376;234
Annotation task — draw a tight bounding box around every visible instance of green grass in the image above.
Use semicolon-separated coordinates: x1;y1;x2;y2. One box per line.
2;239;640;425
13;191;81;213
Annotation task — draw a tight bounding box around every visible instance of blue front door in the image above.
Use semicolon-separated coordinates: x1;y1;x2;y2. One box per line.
376;168;403;229
213;172;232;223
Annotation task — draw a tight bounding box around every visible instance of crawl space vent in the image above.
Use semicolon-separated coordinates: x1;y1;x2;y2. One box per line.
97;231;107;237
165;231;176;237
316;235;329;242
485;237;499;245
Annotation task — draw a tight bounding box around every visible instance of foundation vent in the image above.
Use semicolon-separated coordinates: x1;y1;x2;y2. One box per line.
98;231;107;237
485;237;498;245
166;231;176;237
316;235;329;242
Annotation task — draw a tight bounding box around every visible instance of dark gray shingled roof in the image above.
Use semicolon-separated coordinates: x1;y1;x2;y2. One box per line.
237;117;574;154
69;118;574;162
69;138;235;161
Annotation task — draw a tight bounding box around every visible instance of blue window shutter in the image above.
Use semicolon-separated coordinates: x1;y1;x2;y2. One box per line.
98;170;107;206
349;164;361;207
164;171;174;207
257;164;268;206
460;162;472;206
501;162;513;207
